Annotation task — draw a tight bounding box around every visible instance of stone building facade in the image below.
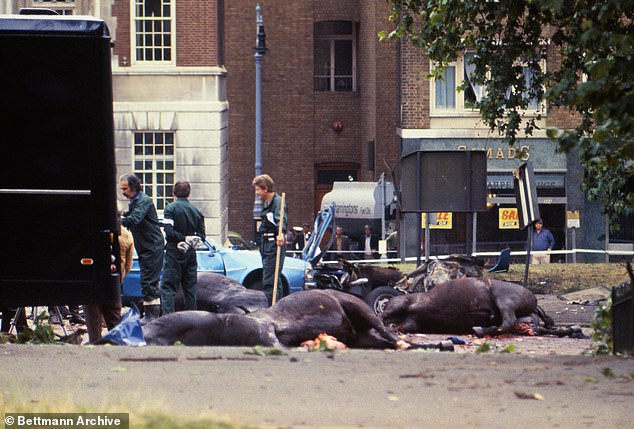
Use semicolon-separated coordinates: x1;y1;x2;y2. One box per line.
6;0;229;243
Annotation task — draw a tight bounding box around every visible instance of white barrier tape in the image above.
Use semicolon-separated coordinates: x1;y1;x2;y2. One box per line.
318;248;634;265
287;248;633;265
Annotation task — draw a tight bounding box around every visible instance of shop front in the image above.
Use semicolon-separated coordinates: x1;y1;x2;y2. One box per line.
399;137;569;261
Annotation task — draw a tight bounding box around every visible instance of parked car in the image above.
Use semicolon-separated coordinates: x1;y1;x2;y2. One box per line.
121;238;315;305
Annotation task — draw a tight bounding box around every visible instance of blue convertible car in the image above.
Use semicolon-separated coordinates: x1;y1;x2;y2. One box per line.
120;206;337;305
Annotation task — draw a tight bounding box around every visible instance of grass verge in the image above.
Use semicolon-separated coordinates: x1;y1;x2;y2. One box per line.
0;392;257;429
391;262;630;295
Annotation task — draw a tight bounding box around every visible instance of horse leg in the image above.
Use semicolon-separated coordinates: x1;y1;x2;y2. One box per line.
472;325;502;337
334;292;403;347
533;325;585;338
533;305;555;328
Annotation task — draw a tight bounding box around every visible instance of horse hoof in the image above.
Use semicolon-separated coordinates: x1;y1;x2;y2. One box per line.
472;326;485;338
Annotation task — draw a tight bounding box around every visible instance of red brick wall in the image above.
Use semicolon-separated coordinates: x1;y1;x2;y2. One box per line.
111;0;218;67
372;3;401;179
176;0;218;66
226;0;400;237
111;0;130;66
399;41;430;129
545;43;580;129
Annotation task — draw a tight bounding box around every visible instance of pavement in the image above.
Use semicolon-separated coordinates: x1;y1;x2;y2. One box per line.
1;343;633;429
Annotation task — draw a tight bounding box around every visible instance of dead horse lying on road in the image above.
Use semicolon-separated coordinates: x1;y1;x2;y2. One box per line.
144;289;422;349
381;277;555;337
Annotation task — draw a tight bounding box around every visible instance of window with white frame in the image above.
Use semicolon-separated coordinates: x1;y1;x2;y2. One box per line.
432;52;486;112
132;0;174;64
133;131;175;211
431;52;541;114
518;66;541;110
314;21;357;92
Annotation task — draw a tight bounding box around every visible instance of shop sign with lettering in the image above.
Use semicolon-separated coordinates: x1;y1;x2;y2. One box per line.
487;173;565;190
499;208;520;229
567;210;580;229
458;145;530;161
422;212;453;229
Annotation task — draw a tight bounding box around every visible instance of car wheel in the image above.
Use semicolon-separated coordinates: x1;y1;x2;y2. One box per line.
365;286;402;316
246;279;264;291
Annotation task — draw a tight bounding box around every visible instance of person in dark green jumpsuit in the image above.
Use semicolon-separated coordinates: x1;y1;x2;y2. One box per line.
253;174;287;306
120;174;164;322
161;181;206;315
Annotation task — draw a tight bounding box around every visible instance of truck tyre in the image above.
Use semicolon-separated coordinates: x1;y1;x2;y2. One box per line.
365;286;402;316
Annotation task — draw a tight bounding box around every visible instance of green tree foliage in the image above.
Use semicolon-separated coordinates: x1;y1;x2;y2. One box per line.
380;0;634;224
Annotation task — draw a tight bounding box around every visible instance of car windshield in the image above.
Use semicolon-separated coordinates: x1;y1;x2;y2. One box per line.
227;235;257;250
196;239;220;251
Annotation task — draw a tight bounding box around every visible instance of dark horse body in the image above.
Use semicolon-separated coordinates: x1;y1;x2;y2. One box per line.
174;272;268;314
144;289;404;349
381;277;554;336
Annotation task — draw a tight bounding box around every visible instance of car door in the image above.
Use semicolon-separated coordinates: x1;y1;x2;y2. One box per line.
195;240;227;275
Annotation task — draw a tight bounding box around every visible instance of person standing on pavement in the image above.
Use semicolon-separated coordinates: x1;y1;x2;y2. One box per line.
83;218;133;343
531;218;555;264
160;181;206;315
253;174;287;306
119;174;164;322
328;226;351;260
359;224;379;260
293;223;311;251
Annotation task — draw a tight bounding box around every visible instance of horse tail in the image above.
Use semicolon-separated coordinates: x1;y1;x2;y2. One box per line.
534;305;555;328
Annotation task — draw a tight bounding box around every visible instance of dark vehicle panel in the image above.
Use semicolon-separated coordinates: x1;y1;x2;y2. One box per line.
0;14;119;307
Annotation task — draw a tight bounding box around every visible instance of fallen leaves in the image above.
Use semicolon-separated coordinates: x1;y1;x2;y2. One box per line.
301;333;348;351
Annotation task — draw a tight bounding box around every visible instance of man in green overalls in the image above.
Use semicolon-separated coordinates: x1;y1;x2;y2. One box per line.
120;174;164;322
161;181;206;315
253;174;287;306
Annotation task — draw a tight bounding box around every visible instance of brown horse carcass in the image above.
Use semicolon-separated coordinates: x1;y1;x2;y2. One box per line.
381;277;554;337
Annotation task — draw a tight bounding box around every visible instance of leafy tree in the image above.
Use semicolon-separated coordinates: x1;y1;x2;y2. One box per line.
380;0;634;225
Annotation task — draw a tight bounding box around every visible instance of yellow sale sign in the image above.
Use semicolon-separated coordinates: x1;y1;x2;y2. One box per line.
422;212;453;229
499;208;519;229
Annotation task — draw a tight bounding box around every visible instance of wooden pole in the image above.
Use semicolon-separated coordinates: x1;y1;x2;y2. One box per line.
271;192;286;305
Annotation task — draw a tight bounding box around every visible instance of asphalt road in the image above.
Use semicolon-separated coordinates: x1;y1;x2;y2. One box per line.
2;288;633;428
1;344;633;429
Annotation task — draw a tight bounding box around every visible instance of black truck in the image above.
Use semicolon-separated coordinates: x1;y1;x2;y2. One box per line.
0;12;120;308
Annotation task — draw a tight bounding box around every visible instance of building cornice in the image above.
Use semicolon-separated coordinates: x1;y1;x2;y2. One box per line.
112;66;228;76
398;128;549;139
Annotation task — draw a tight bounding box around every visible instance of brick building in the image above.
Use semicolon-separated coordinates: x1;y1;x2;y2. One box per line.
7;1;629;258
225;0;400;240
396;31;611;260
224;1;623;259
6;0;229;243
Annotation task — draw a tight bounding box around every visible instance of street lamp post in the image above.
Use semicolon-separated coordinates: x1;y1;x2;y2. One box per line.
253;3;266;240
